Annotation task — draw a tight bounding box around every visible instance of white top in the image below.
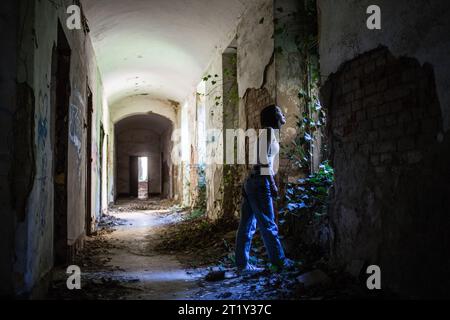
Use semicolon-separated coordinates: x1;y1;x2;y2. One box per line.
258;127;279;176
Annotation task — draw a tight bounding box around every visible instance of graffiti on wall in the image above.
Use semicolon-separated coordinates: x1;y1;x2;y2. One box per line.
69;104;82;158
69;90;86;188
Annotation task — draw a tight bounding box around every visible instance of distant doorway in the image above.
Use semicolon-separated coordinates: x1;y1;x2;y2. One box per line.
129;156;149;199
138;157;149;199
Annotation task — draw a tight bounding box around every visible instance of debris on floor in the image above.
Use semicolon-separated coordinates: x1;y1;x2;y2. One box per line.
47;199;390;300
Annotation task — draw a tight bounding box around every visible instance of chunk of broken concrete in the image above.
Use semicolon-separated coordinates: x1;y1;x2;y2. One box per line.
296;270;330;288
205;270;226;282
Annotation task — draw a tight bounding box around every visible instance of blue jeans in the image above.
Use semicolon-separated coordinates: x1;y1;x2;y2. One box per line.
235;174;286;269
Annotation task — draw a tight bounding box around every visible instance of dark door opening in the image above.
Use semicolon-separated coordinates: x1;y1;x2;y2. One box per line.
99;125;105;211
52;22;71;265
85;87;93;235
161;152;164;196
129;156;139;198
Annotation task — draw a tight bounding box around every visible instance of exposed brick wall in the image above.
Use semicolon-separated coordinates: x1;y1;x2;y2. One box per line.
321;46;450;297
244;87;274;131
328;47;441;173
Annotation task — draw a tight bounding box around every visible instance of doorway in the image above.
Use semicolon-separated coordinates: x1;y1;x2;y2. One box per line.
85;87;93;235
129;156;149;199
138;157;149;199
52;22;71;265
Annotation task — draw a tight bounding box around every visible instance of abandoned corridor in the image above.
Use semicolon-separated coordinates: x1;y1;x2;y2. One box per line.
1;0;450;299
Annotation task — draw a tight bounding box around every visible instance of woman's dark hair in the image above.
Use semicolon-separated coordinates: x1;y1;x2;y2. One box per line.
260;104;280;129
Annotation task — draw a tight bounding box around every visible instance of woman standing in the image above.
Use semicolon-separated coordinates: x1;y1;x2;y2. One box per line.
235;104;294;274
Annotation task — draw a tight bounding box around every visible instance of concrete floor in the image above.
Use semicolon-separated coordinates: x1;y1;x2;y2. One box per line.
48;199;309;300
98;206;202;299
49;199;208;300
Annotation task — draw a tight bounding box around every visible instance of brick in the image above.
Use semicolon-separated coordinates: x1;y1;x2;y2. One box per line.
387;73;402;87
388;101;402;113
404;121;420;135
372;117;385;129
354;65;364;77
354;89;364;100
378;103;391;116
379;126;402;140
365;83;377;95
356;110;366;121
375;166;386;174
344;92;354;104
384;86;409;102
367;106;379;118
376;56;387;67
380;153;392;164
343;103;352;115
398;111;412;123
344;71;354;81
416;133;435;148
370;154;380;166
343;82;353;94
397;137;415;151
377;78;388;92
352;99;363;111
368;130;378;142
359;143;371;155
411;107;424;120
385;114;397;126
375;141;396;153
364;95;382;109
402;69;417;83
333;126;344;137
345;142;357;153
406;150;423;164
421;118;438;133
364;62;376;74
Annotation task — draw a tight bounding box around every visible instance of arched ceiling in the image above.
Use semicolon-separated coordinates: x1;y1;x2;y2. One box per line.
115;114;172;135
81;0;249;105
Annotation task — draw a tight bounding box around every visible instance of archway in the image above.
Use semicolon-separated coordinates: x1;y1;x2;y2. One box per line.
114;113;173;200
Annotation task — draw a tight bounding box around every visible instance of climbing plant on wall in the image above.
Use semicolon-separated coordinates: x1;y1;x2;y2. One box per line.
277;1;334;258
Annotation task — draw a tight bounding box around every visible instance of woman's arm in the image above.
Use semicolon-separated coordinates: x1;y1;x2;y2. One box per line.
266;128;278;198
269;174;278;198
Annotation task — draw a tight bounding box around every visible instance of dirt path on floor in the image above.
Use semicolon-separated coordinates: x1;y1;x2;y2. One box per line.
49;199;207;300
48;199;366;300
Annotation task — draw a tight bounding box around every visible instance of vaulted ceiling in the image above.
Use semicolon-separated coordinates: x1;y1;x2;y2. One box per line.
81;0;249;105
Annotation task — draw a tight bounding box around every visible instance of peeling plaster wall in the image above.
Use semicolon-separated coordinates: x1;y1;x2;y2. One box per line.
237;0;275;98
184;92;199;207
203;0;276;220
13;0;107;296
318;0;450;131
203;0;305;220
107;120;115;204
318;1;450;297
274;0;303;148
204;54;224;219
